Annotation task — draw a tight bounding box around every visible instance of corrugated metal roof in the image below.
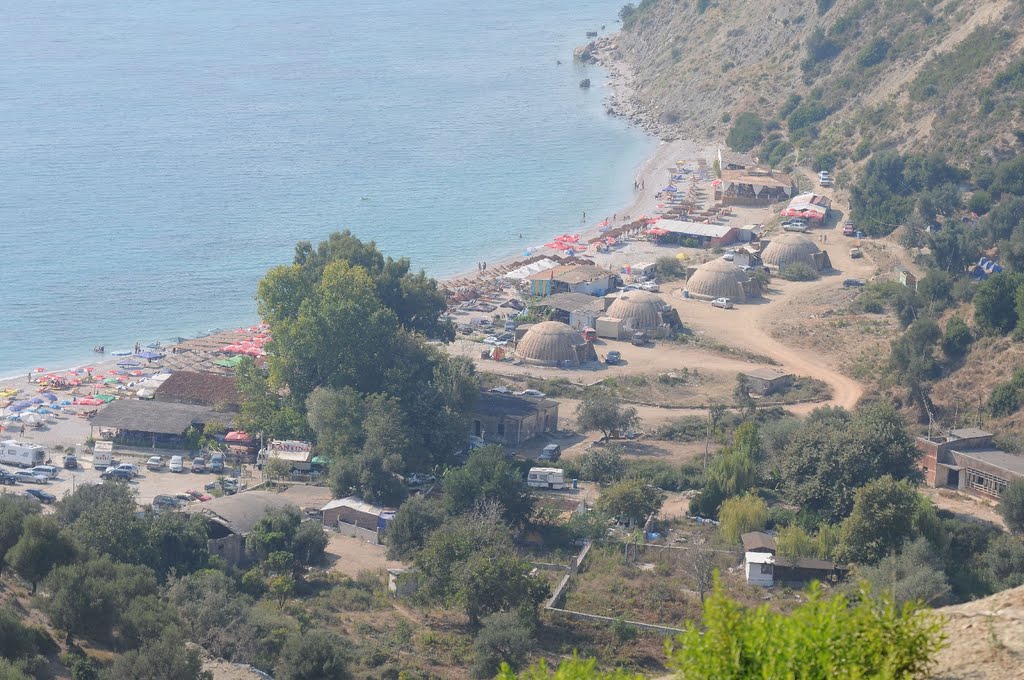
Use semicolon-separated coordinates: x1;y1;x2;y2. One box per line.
657;220;736;239
321;496;389;515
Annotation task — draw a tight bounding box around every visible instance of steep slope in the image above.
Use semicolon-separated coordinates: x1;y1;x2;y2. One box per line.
932;583;1024;679
599;0;1024;164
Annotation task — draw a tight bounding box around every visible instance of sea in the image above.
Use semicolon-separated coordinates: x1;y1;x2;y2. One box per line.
1;0;655;377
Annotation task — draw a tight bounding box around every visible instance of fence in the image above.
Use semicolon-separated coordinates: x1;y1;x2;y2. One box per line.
335;520;379;545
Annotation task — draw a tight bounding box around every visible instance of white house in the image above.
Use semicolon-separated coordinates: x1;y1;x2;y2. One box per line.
745;551;776;587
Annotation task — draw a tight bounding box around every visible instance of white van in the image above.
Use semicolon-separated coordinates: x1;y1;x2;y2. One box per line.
169;455;184;473
28;465;60;479
527;467;566;490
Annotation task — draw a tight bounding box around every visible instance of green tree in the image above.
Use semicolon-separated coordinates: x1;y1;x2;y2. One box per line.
42;556;158;642
146;511;209;580
725;112;764;152
974;272;1024;335
717;493;769;544
665;579;943;679
442;446;534;525
497;655;644;679
274;629;351;680
774;524;820;560
575;390;640;441
246;507;324;567
166;570;256;661
119;594;181;649
385;495;446;560
0;609;41;663
290;520;328;566
575;446;626;484
836;476;920;564
596;479;665;527
853;537;952;605
978;533;1024;591
0;495;38;576
655;255;686;281
415;512;548;627
941;315;972;358
999;479;1024;534
781;404;919;521
6;515;75;593
101;630;211;680
471;613;535;679
267;575;296;608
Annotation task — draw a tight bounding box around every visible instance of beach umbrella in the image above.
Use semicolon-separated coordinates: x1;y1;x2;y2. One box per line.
42;393;57;402
663;186;678;192
103;378;118;384
130;370;143;376
61;400;72;405
108;370;119;375
33;367;46;373
29;397;44;404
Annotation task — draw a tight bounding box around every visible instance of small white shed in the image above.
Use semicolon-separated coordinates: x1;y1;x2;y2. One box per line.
745;551;775;587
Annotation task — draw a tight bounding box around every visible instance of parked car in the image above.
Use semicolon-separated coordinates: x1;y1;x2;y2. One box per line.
843;223;856;237
0;470;17;485
513;389;546;398
62;454;78;469
711;297;734;309
146;456;165;471
191;457;206;473
153;494;183;510
28;465;59;479
112;463;139;477
100;468;133;481
850;247;863;259
210;453;225;473
14;470;48;484
605;350;622;365
169;455;184;473
722;251;736;262
24;488;56;504
639;281;660;292
220;478;239;495
843;278;865;287
630;331;649;346
489;386;513;394
407;473;437;486
538;444;562;462
783;223;809;233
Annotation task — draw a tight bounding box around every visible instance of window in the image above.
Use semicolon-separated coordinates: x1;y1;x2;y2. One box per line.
964;467;1010;497
760;564;773;575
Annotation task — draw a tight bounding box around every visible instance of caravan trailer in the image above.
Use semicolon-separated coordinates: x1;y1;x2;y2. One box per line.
0;440;46;468
527;467;566;490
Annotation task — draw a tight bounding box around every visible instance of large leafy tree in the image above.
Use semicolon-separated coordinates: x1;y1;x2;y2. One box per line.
780;404;919;521
1000;478;1024;534
836;476;920;564
575;390;640;441
100;630;211;680
6;515;75;593
415;512;548;627
442;446;534;525
596;479;665;527
385;495;446;560
0;496;38;576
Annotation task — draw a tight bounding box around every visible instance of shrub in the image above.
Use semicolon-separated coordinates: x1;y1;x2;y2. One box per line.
655;255;686;281
471;613;534;679
777;263;819;281
856;37;891;68
718;494;769;544
999;479;1024;534
941;316;972;358
967;190;993;215
726;112;764;152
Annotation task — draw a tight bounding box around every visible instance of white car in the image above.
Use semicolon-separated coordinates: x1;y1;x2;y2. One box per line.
113;463;140;477
514;389;547;398
639;282;660;292
14;470;49;484
169;456;184;473
146;456;165;471
711;297;734;309
722;251;736;262
28;465;60;479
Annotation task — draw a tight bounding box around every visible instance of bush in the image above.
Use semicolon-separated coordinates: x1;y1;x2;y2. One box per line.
718;494;769;544
655;256;686;281
471;613;534;679
777;263;819;281
999;479;1024;534
856;38;890;68
968;190;993;215
575;447;626;484
941;316;972;358
812;152;836;172
726;112;764;152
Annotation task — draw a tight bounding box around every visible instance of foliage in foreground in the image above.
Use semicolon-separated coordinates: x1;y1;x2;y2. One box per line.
666;579;944;680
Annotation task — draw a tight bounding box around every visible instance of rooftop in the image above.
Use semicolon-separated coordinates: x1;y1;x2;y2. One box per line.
553;264;615;285
188;490;298;535
90;400;234;435
741;531;777;552
473;390;558;418
743;367;792;381
321;496;392;515
949;428;993;440
537;292;607;314
154;370;240;410
657;220;736;239
951;447;1024;476
721;168;794;189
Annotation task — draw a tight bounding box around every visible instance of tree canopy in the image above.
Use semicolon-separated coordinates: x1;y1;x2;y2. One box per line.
442;446;534;525
575;391;640;441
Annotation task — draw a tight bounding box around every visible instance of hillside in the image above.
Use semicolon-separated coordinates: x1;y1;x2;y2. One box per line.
597;0;1024;168
932;583;1024;679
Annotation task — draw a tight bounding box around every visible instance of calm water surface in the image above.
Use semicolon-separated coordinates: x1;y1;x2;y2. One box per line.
0;0;654;376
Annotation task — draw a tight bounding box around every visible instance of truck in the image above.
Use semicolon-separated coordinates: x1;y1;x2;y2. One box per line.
527;467;566;490
0;440;46;468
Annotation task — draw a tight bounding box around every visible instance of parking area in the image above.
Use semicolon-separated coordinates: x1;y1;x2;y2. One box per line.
0;451;261;508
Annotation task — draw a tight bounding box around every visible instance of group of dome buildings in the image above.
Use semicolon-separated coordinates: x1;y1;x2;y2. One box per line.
508;232;829;368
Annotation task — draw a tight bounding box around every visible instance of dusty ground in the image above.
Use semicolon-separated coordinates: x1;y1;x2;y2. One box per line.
325;532;404;578
932;584;1024;680
922;487;1007;530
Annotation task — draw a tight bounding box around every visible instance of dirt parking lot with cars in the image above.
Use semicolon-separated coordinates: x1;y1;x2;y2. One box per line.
0;451;258;508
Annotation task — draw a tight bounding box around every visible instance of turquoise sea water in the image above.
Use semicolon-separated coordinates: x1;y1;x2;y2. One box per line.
1;0;654;377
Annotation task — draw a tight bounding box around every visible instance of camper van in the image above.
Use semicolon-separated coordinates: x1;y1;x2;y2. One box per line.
0;440;46;468
527;467;566;490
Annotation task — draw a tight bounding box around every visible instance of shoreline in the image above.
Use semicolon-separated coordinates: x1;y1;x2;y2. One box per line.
2;31;714;389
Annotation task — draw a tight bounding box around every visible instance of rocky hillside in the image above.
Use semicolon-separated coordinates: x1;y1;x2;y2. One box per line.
932;582;1024;679
596;0;1024;167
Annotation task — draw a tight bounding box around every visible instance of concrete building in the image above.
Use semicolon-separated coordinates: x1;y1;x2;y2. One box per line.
603;291;680;338
533;292;607;330
781;192;832;222
515;321;595;367
761;233;831;272
741;367;794;396
470;390;559;446
684;258;760;303
745;552;849;587
715;168;796;207
321;497;395;543
917;428;1024;499
188;490;310;566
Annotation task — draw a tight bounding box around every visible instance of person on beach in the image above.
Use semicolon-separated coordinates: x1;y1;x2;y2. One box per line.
582;211;586;221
